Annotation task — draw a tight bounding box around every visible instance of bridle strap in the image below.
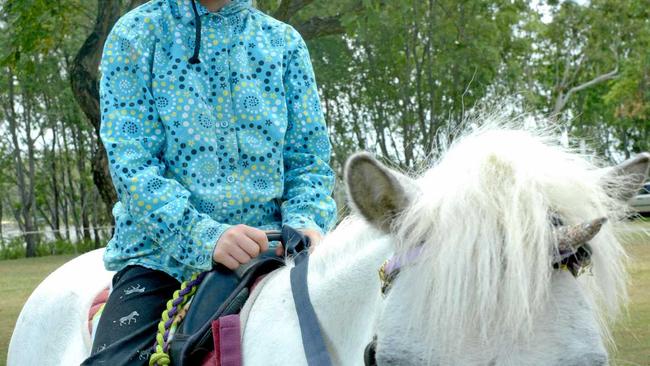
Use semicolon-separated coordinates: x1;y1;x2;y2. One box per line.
380;245;424;294
380;242;593;295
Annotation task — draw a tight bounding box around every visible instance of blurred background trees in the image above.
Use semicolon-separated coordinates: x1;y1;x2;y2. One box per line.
0;0;648;257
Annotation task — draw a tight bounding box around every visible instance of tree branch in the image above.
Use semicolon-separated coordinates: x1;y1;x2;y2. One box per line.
295;15;346;40
127;0;148;11
274;0;367;39
273;0;316;22
552;66;618;118
567;67;618;96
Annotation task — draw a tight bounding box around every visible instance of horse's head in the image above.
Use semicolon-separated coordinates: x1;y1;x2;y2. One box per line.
345;128;649;365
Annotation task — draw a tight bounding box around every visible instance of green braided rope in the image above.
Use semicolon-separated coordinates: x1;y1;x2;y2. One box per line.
149;273;201;366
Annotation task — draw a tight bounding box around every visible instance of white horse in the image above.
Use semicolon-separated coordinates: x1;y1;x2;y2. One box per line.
8;126;649;365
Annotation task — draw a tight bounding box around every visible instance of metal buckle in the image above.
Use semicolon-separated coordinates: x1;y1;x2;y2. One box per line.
378;259;397;295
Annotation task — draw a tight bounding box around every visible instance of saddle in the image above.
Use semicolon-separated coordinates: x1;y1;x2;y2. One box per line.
86;226;311;365
169;225;310;366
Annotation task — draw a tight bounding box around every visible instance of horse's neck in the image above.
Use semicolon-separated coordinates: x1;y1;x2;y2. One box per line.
306;226;393;362
242;221;392;365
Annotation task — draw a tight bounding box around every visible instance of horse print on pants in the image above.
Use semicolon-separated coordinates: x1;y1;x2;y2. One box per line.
95;344;107;353
138;348;152;361
114;311;139;326
120;284;146;299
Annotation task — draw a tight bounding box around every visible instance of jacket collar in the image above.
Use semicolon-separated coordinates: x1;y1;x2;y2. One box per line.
168;0;252;23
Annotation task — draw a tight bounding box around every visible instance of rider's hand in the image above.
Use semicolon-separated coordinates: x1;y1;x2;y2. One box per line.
212;225;269;270
302;229;322;253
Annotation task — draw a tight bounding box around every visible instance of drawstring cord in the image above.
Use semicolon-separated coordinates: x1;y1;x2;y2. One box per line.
189;0;202;64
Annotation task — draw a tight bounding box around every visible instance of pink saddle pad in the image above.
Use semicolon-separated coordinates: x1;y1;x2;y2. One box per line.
87;287;110;334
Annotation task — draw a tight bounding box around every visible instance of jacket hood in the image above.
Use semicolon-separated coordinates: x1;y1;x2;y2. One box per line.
168;0;252;23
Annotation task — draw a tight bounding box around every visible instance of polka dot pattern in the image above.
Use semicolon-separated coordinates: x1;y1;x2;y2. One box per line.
99;0;336;281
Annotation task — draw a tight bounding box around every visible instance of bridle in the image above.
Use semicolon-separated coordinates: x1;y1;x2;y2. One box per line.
378;242;594;297
363;218;603;366
378;245;424;295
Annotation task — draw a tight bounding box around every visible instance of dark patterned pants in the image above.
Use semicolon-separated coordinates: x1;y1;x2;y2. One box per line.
81;265;180;365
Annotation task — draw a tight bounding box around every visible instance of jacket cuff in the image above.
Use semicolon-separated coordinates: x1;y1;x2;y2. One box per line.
191;218;232;272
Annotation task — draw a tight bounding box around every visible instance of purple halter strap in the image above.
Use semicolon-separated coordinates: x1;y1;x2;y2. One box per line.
379;245;424;294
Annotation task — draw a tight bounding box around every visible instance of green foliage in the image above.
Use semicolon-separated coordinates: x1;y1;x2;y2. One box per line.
1;0;649;258
0;0;106;259
0;237;100;260
310;0;531;168
0;238;29;260
0;0;87;66
518;0;649;157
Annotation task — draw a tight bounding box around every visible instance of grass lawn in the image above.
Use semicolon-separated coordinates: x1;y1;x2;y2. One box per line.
0;222;648;365
612;221;650;365
0;255;75;366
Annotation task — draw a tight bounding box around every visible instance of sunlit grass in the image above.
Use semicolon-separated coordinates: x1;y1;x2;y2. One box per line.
612;220;650;365
0;255;75;366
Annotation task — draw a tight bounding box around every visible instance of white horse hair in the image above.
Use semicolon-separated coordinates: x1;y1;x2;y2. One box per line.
8;120;649;366
354;122;644;365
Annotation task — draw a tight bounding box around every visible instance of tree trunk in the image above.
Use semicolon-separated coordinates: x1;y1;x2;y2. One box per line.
57;120;72;241
61;124;83;243
42;117;63;241
24;90;41;255
91;190;102;249
73;124;92;243
271;0;363;40
70;0;122;221
0;196;4;244
5;70;39;257
127;0;148;10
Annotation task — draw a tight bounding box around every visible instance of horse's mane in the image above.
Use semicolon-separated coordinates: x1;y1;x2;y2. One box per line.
392;120;630;359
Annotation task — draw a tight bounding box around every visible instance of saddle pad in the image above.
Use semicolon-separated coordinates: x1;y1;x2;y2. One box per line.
87;287;110;335
213;315;242;366
197;271;277;366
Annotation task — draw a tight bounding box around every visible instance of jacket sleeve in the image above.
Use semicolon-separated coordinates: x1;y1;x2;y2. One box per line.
100;18;230;271
280;28;337;234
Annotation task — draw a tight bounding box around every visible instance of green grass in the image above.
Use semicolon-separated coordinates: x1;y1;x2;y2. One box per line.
0;255;75;366
0;223;649;365
612;221;650;365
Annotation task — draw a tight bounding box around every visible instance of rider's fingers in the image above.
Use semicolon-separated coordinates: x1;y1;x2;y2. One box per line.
230;245;252;264
275;244;284;257
239;236;261;258
219;254;240;270
244;227;269;252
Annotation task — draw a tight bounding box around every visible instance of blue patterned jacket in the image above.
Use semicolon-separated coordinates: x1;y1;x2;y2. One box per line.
100;0;337;281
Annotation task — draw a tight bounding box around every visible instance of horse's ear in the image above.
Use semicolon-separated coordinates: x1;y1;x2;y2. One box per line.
602;152;650;202
345;152;413;232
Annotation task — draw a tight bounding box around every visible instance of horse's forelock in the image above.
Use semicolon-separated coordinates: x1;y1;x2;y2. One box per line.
391;125;628;361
